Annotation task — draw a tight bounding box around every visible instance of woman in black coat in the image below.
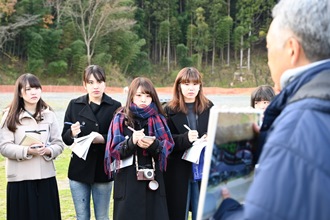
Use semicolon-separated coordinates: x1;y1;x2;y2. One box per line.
164;67;213;220
104;77;174;220
62;65;121;220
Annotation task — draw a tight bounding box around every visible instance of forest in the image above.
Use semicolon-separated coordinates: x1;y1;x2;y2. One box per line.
0;0;277;87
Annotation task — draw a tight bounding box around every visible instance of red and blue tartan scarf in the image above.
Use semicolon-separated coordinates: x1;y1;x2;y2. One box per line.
104;102;174;177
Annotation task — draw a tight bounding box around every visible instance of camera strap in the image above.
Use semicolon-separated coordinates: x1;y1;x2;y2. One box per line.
135;153;159;191
135;153;155;172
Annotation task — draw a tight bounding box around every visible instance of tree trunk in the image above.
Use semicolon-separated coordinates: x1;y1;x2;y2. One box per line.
212;39;215;74
227;0;231;66
247;29;251;70
240;35;243;71
167;28;170;72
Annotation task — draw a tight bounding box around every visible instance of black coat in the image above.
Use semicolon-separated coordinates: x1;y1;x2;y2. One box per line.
112;118;170;220
62;94;121;183
164;102;213;220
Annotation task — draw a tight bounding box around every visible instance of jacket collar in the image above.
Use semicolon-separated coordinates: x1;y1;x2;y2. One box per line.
262;60;330;131
74;93;115;106
19;107;50;121
280;59;330;89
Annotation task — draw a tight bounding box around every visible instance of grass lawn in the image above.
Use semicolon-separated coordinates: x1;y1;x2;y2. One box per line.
1;150;193;220
0;149;98;219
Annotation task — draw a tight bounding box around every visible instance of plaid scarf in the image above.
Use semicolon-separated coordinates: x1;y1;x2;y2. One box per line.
104;102;174;177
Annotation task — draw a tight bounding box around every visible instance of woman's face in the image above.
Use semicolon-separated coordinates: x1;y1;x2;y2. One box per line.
84;74;106;103
180;82;200;103
254;100;271;111
133;86;152;108
21;82;41;109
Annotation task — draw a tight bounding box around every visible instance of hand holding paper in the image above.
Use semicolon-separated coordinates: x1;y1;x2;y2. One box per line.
182;137;207;164
69;132;100;160
184;124;199;143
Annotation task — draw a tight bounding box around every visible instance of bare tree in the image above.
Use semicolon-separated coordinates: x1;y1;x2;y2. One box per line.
64;0;136;65
0;14;40;50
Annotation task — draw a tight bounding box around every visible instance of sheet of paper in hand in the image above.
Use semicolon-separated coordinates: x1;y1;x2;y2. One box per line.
70;132;99;160
182;138;207;164
196;107;262;220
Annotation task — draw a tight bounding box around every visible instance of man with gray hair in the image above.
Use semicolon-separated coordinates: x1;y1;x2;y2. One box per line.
213;0;330;219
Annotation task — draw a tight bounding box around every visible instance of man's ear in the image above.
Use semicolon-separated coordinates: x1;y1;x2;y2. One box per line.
287;37;303;66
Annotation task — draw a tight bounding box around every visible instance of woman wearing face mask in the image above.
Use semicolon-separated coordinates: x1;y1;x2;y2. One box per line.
105;77;174;220
164;67;213;220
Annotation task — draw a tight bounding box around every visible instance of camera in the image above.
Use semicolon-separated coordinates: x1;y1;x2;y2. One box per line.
136;169;154;181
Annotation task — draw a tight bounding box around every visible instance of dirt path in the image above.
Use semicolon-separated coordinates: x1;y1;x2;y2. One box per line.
0;85;255;95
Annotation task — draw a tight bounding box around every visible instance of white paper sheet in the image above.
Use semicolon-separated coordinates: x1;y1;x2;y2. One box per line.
69;132;99;160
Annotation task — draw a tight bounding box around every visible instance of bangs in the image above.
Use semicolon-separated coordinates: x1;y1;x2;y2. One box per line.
92;72;105;82
84;65;106;83
254;90;273;101
85;72;105;82
25;74;42;89
138;81;153;94
180;69;202;84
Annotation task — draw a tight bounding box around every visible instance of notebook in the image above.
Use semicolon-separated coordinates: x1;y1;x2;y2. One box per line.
19;134;43;146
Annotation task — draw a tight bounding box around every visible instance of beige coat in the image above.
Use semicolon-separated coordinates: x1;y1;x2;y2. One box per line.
0;108;64;182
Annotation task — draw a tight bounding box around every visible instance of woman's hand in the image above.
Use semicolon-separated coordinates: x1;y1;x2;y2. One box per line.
188;130;199;143
70;121;81;138
131;128;145;144
92;133;105;144
137;136;156;149
28;144;51;156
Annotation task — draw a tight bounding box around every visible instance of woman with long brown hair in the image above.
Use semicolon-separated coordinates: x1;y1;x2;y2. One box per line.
0;73;64;220
164;67;213;220
105;77;174;220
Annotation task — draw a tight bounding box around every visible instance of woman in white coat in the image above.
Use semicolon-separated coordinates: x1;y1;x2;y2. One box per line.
0;73;64;220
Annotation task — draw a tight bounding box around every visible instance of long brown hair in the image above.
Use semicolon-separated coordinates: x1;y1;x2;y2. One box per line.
167;67;210;114
3;73;50;132
123;77;165;127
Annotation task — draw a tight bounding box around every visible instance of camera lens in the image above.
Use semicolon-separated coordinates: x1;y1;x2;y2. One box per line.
144;170;153;179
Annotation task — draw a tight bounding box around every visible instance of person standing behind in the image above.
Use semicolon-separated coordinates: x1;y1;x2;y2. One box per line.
250;85;275;111
62;65;121;220
104;77;174;220
0;73;64;220
250;85;275;162
164;67;213;220
214;0;330;219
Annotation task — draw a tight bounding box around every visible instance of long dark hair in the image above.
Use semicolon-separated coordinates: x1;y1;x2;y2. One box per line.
167;67;210;114
123;77;165;127
3;73;50;132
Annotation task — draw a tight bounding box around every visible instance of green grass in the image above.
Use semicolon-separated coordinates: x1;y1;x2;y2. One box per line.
0;149;98;219
0;156;6;219
1;150;193;219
